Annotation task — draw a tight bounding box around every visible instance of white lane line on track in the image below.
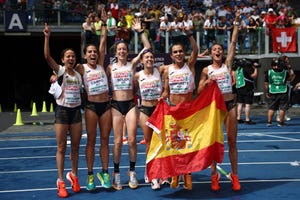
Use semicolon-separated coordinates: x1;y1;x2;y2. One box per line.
0;149;300;160
0;161;299;174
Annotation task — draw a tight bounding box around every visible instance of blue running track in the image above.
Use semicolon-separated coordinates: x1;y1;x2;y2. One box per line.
0;115;300;200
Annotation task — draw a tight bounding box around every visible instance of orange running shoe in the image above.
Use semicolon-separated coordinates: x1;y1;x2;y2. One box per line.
183;174;192;190
170;176;179;188
229;173;241;191
66;172;81;193
57;180;68;198
139;138;146;145
211;172;220;191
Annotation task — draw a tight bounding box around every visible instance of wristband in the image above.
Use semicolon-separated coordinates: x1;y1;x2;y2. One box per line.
233;21;240;26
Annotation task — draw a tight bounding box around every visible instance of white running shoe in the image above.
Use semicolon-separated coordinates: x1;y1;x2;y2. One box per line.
128;171;138;189
151;179;160;190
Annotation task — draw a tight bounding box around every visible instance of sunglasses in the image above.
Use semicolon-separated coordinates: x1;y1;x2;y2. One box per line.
172;50;183;54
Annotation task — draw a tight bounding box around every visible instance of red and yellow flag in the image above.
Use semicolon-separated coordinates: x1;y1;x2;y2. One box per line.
146;81;227;181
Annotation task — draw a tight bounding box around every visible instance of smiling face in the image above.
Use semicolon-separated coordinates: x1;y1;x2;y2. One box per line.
141;51;154;69
210;43;224;63
84;45;98;66
115;42;128;61
171;44;185;64
61;49;76;69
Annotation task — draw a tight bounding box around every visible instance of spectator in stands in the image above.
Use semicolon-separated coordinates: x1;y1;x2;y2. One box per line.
116;15;131;44
109;0;119;21
144;12;160;51
44;23;82;198
182;14;194;52
216;16;227;46
264;8;277;36
106;11;117;53
191;12;205;49
236;15;247;54
169;16;183;45
251;9;260;21
203;15;216;49
205;3;216;18
93;13;103;47
203;0;213;9
247;17;259;54
158;16;170;52
265;57;295;127
106;18;151;191
197;10;242;192
162;0;177;20
82;12;96;49
235;59;259;125
129;0;139;14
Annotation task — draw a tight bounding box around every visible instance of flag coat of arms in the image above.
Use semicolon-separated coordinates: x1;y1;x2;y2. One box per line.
272;27;296;53
145;81;227;181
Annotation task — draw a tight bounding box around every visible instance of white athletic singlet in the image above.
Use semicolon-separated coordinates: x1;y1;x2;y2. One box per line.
111;62;133;91
138;68;162;101
56;65;82;107
168;64;194;94
207;64;232;94
83;64;109;95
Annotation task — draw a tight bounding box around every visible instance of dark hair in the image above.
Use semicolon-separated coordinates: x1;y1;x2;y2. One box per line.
83;43;98;54
60;48;76;59
140;48;153;58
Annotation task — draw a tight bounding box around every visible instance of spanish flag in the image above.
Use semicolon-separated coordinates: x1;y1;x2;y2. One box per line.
146;81;227;181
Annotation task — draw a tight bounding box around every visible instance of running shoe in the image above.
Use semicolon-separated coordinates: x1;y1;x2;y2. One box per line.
139;138;146;145
122;137;128;145
211;172;220;191
237;119;244;124
97;172;112;188
151;179;160;190
277;122;288;127
244;120;256;125
170;176;179;188
57;180;68;198
183;174;192;190
144;174;149;183
229;173;241;191
112;172;122;190
66;172;81;193
128;171;139;189
160;178;170;185
267;121;272;127
86;174;96;191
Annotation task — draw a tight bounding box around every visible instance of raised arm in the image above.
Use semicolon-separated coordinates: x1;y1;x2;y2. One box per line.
99;8;107;66
43;23;60;73
185;31;198;68
131;18;151;68
225;11;241;69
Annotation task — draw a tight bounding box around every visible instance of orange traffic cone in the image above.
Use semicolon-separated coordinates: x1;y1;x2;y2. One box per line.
14;109;24;126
